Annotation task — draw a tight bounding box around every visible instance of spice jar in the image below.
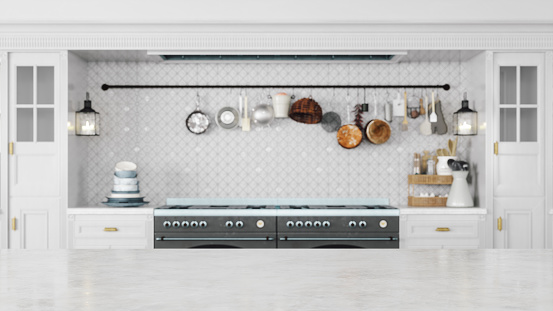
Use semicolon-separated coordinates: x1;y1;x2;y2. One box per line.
426;158;435;175
413;153;421;174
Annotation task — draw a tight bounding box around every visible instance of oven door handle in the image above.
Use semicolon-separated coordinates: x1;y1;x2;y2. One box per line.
156;237;275;241
279;237;398;241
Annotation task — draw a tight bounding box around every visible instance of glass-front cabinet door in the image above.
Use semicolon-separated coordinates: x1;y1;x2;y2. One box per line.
494;54;544;197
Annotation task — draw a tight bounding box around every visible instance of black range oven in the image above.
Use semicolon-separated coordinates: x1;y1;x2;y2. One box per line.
154;205;399;249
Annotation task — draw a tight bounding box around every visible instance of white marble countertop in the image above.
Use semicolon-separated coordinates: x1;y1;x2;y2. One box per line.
397;206;487;215
69;206;488;215
1;250;552;310
68;207;154;215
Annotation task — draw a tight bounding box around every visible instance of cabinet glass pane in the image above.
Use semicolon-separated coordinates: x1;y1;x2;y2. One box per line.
520;66;537;105
500;108;516;142
17;66;33;105
520;108;537;142
37;66;54;105
500;66;516;105
17;108;33;142
37;108;54;142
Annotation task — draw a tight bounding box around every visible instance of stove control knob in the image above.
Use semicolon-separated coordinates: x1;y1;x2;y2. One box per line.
235;221;244;228
379;220;388;229
190;221;199;228
181;221;189;228
323;221;331;228
199;221;208;228
225;221;234;228
304;221;313;228
256;220;265;229
295;221;304;228
172;221;181;228
286;221;294;228
163;221;171;228
359;221;367;228
314;221;322;228
348;221;357;228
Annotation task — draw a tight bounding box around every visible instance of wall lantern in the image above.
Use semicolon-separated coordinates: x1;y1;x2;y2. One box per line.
75;92;100;136
453;92;478;136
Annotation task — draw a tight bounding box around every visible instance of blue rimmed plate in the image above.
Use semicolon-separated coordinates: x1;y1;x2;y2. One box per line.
102;201;149;207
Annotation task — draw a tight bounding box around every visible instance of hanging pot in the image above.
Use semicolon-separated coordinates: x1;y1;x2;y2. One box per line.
186;94;210;134
252;95;275;126
365;91;391;144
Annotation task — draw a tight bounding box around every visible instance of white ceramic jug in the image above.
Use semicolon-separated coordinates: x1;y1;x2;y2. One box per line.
446;170;474;207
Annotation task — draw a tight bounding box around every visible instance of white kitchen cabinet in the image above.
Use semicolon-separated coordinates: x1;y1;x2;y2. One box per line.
1;52;67;249
491;53;546;249
400;213;486;249
67;209;153;249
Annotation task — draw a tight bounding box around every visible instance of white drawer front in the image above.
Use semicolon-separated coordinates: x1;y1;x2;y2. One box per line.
405;220;479;239
68;214;153;249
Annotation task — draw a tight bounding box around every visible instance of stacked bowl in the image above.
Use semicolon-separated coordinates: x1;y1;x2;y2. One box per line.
103;161;148;207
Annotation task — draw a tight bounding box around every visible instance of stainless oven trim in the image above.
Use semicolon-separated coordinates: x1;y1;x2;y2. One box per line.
276;209;399;217
156;237;275;241
279;237;398;241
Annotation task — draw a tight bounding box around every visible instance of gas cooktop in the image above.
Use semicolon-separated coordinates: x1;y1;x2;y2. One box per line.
158;205;273;209
281;205;397;210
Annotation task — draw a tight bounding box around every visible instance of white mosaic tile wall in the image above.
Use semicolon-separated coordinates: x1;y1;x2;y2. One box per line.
84;61;471;207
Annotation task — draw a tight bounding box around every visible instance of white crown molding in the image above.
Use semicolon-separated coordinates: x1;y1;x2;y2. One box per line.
0;32;552;51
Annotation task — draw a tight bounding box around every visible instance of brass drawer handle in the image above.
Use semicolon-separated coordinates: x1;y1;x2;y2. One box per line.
435;227;450;232
9;142;14;155
104;227;118;232
12;217;16;231
498;217;502;232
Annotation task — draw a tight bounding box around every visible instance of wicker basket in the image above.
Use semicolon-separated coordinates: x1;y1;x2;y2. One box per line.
289;98;323;124
408;196;448;207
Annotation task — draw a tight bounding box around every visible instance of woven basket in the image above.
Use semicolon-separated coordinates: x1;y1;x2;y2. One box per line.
289;98;323;124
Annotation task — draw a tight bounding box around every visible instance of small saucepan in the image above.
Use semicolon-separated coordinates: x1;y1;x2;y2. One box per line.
186;93;210;134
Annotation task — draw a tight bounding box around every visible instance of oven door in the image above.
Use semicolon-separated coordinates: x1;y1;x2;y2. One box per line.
277;235;399;248
154;233;277;249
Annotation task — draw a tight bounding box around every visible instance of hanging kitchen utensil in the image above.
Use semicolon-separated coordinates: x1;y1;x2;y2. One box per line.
321;90;341;132
419;90;426;116
407;92;420;118
429;91;438;123
289;96;323;124
401;91;408;131
237;91;243;128
251;93;275;126
430;93;447;135
242;93;250;131
361;89;369;112
216;107;240;129
337;93;362;149
321;112;341;132
419;92;432;136
365;91;391;144
186;93;210;134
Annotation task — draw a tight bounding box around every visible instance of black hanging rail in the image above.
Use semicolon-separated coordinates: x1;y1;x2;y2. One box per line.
101;84;450;91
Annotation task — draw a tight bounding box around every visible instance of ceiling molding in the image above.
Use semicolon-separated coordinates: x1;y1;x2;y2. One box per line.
1;32;552;51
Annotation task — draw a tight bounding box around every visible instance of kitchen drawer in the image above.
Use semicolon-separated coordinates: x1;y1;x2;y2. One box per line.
68;214;153;249
400;214;485;249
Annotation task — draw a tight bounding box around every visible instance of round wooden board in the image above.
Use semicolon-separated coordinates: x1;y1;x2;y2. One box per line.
337;124;362;149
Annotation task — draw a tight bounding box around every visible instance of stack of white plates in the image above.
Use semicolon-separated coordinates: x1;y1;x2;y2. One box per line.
103;161;149;207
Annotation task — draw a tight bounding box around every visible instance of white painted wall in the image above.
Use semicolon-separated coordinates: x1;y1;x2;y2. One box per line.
1;0;552;24
67;52;88;208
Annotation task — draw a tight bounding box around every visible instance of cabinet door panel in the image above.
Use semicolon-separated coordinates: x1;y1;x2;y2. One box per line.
494;197;544;249
9;198;60;249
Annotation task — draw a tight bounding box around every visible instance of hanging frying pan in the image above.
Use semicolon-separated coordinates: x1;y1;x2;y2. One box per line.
336;94;362;149
365;91;391;144
186;93;210;134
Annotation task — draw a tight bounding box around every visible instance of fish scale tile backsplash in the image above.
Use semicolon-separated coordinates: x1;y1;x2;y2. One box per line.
84;61;469;207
